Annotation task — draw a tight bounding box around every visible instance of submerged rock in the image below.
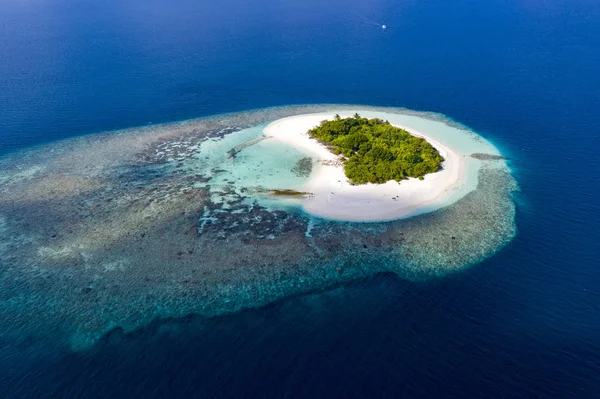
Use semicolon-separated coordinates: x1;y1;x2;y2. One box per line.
291;157;313;178
471;153;506;160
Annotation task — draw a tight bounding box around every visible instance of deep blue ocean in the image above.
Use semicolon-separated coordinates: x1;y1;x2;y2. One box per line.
1;0;600;397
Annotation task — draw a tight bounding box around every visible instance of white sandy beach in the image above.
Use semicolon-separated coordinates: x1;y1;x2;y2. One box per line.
263;113;467;221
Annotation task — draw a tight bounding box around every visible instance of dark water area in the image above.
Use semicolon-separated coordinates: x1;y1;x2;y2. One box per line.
1;0;600;397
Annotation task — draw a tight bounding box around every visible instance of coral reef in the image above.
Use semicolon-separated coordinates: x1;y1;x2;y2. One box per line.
0;105;518;350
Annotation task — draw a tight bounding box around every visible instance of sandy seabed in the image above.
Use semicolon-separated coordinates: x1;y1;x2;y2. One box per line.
0;105;517;350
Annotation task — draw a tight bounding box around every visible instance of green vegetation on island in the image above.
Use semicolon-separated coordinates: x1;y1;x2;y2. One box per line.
308;114;444;184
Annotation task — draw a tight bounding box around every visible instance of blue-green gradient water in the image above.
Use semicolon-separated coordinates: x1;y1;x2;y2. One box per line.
1;0;599;397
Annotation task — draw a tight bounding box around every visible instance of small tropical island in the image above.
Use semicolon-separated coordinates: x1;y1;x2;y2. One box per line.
308;114;444;184
262;111;489;221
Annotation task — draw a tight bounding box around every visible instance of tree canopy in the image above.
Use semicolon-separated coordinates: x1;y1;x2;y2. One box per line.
308;114;444;184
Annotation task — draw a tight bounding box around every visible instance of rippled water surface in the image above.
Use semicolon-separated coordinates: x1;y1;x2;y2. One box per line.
1;0;599;397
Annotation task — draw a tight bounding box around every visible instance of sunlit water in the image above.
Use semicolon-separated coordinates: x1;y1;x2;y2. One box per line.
1;0;599;397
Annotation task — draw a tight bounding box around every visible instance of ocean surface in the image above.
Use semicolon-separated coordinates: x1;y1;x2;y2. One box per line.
1;0;599;397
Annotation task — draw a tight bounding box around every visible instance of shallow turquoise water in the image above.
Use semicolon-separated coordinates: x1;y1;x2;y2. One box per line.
1;0;599;397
